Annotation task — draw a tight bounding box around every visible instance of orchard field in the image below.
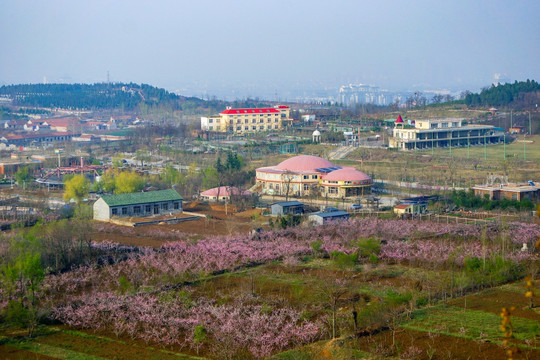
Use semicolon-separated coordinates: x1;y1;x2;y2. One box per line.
1;216;539;359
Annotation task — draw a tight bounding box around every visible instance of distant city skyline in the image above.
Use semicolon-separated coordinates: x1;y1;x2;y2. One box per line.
1;0;539;101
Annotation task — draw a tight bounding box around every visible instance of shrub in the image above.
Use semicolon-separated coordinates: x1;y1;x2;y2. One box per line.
330;251;358;268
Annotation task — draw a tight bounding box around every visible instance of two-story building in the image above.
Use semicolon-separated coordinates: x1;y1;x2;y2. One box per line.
389;116;505;151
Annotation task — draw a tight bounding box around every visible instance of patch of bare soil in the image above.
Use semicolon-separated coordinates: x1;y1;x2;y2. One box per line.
356;328;518;360
448;289;540;321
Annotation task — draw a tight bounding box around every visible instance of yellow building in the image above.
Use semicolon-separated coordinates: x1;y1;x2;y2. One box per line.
201;105;290;134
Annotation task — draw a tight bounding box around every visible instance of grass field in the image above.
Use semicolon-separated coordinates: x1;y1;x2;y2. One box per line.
338;135;540;188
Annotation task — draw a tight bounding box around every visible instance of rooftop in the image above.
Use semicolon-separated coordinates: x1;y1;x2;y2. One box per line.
220;108;280;115
272;201;304;207
200;186;252;197
311;211;349;218
100;189;182;207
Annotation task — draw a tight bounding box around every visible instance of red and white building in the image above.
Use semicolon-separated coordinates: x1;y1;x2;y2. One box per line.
255;155;372;198
201;105;291;134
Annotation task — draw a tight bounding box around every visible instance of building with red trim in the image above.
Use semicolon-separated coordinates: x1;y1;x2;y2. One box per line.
201;105;290;134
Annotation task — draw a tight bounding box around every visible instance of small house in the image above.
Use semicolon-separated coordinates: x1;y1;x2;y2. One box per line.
393;203;427;217
308;210;349;225
93;189;183;221
271;201;304;216
200;186;252;202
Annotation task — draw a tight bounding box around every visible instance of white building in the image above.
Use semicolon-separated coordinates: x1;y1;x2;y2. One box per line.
389;116;505;151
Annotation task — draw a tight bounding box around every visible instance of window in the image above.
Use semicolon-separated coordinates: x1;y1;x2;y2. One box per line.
275;125;279;129
245;126;249;130
122;207;128;215
328;187;338;194
209;126;213;130
145;205;151;213
312;175;317;179
134;206;141;214
111;208;118;215
252;126;257;130
173;202;179;210
209;119;213;123
303;175;309;179
163;203;168;211
303;184;309;191
512;193;517;201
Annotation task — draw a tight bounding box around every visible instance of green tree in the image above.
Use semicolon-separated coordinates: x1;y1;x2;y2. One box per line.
134;149;151;167
63;174;89;203
114;171;145;194
92;169;116;193
15;166;32;187
202;166;219;189
161;165;182;187
0;251;44;336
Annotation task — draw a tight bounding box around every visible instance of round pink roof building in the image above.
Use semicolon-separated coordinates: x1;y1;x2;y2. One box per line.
255;155;372;198
275;155;335;172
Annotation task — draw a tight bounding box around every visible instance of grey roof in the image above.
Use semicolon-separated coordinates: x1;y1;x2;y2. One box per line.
272;201;304;207
311;211;349;218
100;189;182;207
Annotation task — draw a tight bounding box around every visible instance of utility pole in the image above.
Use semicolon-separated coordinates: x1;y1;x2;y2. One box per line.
484;133;487;161
503;134;506;160
529;111;532;134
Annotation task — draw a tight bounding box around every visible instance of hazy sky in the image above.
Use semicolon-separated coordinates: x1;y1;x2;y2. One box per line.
1;0;539;97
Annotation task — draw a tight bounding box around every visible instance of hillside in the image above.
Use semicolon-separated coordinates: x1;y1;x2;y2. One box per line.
463;79;540;108
0;82;206;111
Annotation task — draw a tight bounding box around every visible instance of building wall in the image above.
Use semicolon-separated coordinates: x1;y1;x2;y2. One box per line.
223;113;281;134
200;116;224;132
93;199;183;221
93;198;111;221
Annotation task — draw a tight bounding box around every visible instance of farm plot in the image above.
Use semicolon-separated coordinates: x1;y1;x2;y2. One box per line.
1;217;539;359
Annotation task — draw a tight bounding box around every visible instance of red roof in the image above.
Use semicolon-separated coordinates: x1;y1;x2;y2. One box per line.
395;115;404;124
220;108;280;115
277;105;289;109
4;132;74;140
395;204;411;209
200;186;252;197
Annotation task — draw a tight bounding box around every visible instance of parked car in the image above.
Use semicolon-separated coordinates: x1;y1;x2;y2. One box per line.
350;203;363;210
323;207;340;213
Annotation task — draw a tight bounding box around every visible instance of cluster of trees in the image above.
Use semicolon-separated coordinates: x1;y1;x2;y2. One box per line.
451;189;535;211
321;130;345;143
0;83;185;111
0;212;94;335
463;80;540;107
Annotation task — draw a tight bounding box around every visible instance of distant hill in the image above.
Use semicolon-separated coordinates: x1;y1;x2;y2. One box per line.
0;83;206;111
463;79;540;108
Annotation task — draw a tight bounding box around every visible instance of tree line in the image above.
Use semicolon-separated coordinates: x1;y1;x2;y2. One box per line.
463;80;540;107
0;83;194;111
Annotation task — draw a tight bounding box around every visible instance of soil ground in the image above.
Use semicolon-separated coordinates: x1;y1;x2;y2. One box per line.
92;202;265;247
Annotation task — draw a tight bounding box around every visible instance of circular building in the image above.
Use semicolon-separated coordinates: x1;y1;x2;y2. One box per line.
255;155;371;198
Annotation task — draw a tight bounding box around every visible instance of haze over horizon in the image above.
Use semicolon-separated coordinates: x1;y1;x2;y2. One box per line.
1;0;539;100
